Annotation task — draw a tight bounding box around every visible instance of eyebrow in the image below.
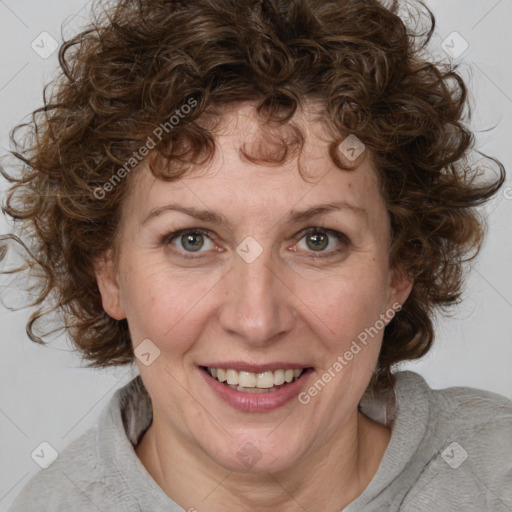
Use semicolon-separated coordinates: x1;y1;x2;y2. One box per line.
141;200;367;227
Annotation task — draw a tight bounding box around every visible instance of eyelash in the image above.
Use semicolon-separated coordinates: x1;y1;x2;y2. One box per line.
161;227;350;260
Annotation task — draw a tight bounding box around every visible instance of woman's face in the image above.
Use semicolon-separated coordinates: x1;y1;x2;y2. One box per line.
96;101;412;474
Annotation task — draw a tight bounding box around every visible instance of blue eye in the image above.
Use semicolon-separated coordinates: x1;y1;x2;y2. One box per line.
165;228;215;256
162;227;350;260
296;227;350;257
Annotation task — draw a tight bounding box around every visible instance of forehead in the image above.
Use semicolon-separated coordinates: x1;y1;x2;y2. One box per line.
127;100;386;229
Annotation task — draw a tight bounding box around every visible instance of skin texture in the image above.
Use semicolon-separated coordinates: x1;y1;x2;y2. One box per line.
95;101;413;511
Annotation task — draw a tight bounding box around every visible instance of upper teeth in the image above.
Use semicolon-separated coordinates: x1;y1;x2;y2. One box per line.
206;367;305;388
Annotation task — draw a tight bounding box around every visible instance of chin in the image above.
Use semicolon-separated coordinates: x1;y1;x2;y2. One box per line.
199;430;307;474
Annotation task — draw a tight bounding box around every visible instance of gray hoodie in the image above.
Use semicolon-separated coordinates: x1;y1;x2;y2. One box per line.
8;371;512;511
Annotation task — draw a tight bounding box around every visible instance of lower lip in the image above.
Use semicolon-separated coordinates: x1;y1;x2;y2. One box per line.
199;367;314;413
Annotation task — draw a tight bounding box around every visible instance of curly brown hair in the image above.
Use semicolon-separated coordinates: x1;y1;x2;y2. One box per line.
0;0;505;391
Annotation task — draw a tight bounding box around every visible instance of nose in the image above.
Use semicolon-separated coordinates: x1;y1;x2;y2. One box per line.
218;245;297;347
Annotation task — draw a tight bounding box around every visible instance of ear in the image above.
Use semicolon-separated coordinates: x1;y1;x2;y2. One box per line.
386;266;413;313
94;251;126;320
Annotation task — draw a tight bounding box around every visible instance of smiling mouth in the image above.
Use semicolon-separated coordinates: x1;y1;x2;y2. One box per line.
201;366;311;393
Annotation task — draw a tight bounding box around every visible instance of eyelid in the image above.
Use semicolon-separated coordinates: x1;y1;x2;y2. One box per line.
297;226;350;243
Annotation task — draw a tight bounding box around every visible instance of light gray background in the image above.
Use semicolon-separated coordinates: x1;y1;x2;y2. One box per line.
0;0;511;509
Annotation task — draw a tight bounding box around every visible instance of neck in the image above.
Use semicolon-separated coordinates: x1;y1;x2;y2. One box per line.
136;410;390;512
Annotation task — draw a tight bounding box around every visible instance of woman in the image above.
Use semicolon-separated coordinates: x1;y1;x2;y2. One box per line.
2;0;511;510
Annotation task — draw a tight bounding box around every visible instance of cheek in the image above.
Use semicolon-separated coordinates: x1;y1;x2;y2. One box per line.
119;260;216;350
309;262;389;348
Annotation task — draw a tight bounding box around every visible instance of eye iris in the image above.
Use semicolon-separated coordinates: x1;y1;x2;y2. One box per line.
306;232;328;251
182;233;204;252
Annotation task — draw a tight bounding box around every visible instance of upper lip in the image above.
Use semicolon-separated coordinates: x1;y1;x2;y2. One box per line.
200;362;313;373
